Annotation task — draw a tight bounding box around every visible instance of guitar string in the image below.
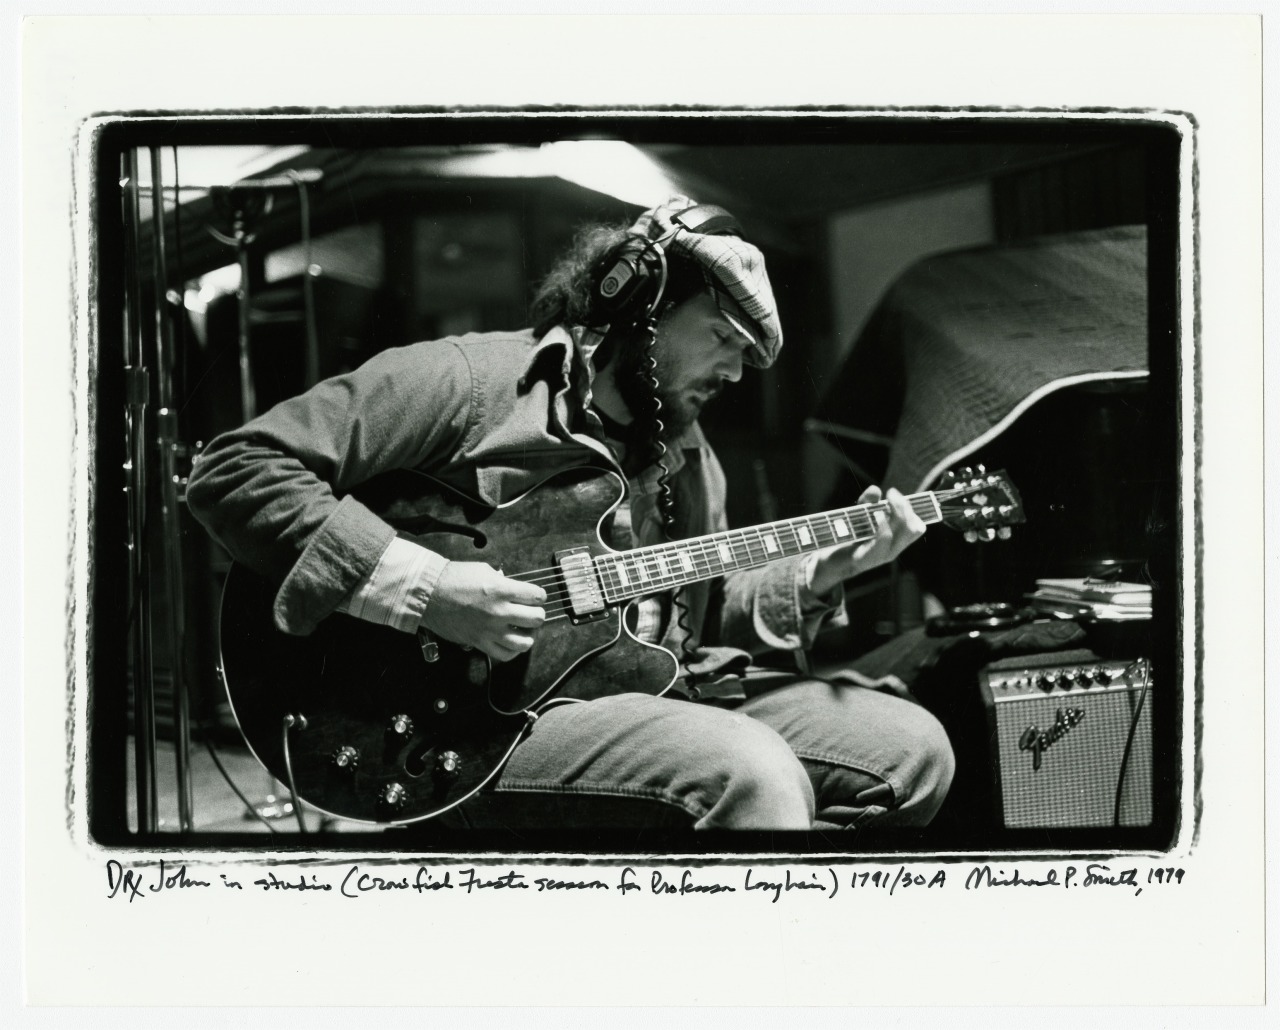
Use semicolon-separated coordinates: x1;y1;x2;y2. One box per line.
503;495;938;585
513;495;1003;620
502;491;991;589
512;505;1001;610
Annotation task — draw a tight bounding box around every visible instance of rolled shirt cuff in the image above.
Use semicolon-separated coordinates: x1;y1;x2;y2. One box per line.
334;535;452;634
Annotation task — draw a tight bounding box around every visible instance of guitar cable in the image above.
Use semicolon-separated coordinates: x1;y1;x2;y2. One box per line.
1112;658;1152;827
281;715;309;834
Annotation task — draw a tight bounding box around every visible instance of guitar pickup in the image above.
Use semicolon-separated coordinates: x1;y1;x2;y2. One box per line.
555;547;608;624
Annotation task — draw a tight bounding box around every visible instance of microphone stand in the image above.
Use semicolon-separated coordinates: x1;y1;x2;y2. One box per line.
149;147;195;833
121;149;159;834
122;161;324;835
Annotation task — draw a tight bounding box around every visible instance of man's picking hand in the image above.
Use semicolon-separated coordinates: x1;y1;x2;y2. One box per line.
419;561;547;662
806;486;926;597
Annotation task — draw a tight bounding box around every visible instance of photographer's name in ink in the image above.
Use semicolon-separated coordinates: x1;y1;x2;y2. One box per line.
964;863;1186;896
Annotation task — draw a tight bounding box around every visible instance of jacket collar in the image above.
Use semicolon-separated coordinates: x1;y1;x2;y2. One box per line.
521;325;709;459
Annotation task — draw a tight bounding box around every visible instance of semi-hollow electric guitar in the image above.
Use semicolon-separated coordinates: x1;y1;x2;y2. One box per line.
219;464;1024;825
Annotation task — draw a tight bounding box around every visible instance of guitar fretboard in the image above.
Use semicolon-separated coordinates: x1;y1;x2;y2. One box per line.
593;494;945;603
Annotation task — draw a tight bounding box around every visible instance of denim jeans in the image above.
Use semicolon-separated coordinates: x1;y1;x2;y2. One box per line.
486;681;956;830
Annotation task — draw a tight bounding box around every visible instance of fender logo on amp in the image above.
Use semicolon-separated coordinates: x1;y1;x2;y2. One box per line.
1018;708;1086;771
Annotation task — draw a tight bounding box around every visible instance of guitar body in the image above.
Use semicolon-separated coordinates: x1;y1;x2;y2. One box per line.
219;465;680;825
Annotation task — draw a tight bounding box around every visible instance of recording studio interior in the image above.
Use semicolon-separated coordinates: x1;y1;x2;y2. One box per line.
91;117;1182;853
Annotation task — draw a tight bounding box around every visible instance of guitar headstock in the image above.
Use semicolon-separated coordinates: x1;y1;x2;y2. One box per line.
936;466;1026;543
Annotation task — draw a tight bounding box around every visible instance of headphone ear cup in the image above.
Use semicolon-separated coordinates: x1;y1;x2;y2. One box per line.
587;239;663;327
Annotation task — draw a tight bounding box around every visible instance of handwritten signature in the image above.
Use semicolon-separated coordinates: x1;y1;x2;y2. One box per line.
966;863;1148;895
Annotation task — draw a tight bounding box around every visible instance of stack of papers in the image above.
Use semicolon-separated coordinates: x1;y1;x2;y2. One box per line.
1025;577;1152;621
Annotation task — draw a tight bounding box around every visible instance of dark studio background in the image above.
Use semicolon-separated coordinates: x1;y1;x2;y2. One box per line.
88;113;1183;855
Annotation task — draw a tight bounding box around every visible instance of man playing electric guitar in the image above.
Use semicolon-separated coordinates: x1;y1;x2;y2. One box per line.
188;196;955;830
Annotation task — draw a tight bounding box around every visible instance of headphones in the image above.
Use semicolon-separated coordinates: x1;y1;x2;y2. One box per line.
585;204;745;331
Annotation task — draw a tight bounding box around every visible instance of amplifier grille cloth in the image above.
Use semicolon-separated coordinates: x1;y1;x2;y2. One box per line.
994;684;1152;828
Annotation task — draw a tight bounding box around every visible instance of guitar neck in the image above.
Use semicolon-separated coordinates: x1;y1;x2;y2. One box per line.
594;492;946;603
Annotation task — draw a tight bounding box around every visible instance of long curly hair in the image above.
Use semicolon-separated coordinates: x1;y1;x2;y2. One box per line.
530;221;709;340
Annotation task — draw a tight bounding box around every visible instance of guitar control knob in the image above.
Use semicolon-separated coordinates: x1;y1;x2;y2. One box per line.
331;745;360;771
380;782;408;810
435;750;462;779
388;714;415;737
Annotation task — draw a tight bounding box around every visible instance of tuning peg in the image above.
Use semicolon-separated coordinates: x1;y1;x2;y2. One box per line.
997;527;1012;540
964;529;978;544
975;464;987;475
981;528;997;542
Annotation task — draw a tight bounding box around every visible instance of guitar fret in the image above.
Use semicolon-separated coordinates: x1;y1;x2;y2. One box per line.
597;486;984;603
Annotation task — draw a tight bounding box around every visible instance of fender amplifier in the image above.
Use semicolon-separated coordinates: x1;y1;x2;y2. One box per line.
981;651;1153;828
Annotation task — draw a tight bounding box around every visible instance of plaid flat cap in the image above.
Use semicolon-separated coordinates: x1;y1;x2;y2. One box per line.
630;195;783;368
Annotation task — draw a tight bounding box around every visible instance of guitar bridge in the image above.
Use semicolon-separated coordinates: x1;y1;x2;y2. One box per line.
555;547;608;624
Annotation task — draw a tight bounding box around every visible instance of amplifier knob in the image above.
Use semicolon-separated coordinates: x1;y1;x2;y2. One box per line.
1036;674;1054;692
331;745;360;771
1094;668;1113;685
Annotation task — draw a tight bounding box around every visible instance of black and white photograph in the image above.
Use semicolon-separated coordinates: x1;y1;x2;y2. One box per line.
87;115;1184;855
15;11;1265;1016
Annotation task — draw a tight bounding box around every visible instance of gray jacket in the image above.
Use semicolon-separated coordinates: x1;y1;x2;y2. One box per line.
186;327;843;673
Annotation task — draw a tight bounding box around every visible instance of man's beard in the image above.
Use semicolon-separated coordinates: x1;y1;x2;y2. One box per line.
612;330;702;445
